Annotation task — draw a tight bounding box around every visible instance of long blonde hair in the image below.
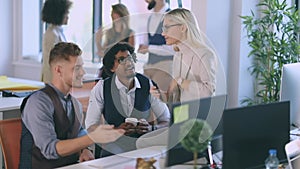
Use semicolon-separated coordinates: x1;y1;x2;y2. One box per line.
164;8;212;50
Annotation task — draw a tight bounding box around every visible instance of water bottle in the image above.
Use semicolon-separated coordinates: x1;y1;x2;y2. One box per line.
265;149;279;169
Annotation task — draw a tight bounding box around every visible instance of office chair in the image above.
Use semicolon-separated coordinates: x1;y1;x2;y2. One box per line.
0;118;21;169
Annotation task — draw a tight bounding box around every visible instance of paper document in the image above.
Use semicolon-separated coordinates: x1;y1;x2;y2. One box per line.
0;76;43;90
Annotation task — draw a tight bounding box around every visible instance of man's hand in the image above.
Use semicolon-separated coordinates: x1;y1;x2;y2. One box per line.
88;125;125;143
118;122;136;135
79;148;94;162
150;86;167;102
136;119;151;135
150;86;161;99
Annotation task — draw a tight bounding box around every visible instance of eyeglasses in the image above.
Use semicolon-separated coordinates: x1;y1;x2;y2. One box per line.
162;24;182;32
116;53;137;65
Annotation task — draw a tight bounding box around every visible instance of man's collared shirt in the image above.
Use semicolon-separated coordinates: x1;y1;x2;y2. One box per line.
85;75;170;129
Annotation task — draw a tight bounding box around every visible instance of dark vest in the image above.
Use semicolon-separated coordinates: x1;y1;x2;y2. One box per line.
19;84;81;169
147;8;173;64
103;73;151;127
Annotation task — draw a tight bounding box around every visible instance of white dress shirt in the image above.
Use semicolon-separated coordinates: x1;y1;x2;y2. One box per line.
143;4;174;56
85;75;170;129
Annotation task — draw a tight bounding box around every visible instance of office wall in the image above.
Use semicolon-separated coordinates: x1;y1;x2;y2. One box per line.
238;0;258;106
205;0;258;107
0;0;13;76
206;0;231;105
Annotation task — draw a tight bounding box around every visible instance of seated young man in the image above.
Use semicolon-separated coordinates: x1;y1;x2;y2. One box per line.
85;42;170;156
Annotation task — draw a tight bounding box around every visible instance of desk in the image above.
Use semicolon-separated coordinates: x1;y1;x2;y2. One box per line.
0;76;96;114
0;97;23;118
57;146;166;169
0;77;45;119
57;146;211;169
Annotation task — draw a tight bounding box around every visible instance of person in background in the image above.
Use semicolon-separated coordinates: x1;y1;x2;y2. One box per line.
19;42;124;169
138;0;174;92
41;0;72;83
96;3;135;79
162;8;217;102
95;3;135;60
85;42;170;157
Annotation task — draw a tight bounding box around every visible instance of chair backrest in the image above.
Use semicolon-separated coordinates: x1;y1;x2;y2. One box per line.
285;139;300;169
0;118;21;169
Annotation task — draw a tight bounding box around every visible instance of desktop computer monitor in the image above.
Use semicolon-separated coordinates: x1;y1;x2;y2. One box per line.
222;101;290;169
166;95;227;167
280;62;300;127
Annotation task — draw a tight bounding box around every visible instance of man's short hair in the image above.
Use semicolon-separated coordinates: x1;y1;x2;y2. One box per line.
49;42;82;66
102;42;135;76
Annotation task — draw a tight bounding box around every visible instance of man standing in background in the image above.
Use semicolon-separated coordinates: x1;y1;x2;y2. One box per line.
138;0;174;93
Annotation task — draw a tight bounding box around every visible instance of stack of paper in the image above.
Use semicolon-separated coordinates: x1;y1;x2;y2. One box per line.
0;76;44;91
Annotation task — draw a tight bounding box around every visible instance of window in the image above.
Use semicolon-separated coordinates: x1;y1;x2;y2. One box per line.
64;0;93;62
22;0;42;61
19;0;191;64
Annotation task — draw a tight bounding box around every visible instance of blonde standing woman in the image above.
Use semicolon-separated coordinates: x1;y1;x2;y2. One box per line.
162;8;217;102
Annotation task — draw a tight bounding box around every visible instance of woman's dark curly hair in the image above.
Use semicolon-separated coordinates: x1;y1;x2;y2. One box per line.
102;42;135;77
42;0;72;25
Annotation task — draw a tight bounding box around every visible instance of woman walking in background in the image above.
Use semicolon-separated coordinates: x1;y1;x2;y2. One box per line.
41;0;72;83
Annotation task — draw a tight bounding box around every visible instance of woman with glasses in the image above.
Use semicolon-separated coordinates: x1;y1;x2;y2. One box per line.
162;8;217;102
41;0;72;83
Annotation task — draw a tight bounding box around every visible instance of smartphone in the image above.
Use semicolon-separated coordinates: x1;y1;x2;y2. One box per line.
285;139;300;169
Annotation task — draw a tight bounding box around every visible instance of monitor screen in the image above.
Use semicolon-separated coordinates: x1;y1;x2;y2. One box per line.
222;101;290;169
280;62;300;127
166;95;227;167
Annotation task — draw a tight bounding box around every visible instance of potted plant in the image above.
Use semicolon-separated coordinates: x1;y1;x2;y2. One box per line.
179;119;213;169
240;0;300;105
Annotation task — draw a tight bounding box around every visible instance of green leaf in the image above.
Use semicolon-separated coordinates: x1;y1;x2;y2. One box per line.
240;0;300;106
